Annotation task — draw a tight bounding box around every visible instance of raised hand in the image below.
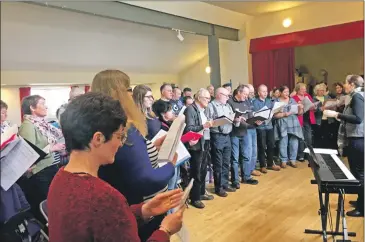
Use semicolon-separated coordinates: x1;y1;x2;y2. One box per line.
142;189;183;218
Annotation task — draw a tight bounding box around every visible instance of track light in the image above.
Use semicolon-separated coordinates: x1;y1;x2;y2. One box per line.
177;30;184;42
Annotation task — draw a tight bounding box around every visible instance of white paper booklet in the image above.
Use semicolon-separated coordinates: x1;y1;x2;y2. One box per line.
178;106;187;116
151;130;191;167
254;106;271;119
289;104;299;114
1;137;40;191
212;112;235;127
301;96;315;113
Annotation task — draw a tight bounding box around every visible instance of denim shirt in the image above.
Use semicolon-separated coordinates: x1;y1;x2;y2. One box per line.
252;97;273;130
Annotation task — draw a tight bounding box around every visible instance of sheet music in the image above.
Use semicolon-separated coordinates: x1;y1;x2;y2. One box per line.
176;223;190;242
173;178;194;212
212;112;235;127
289;104;299;114
1;124;19;148
1;137;40;191
253;106;271;119
1;136;21;159
152;129;191;167
302;96;315;113
178;106;187;116
272;102;286;114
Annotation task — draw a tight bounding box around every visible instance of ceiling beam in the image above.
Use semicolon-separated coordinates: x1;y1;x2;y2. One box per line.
27;1;239;41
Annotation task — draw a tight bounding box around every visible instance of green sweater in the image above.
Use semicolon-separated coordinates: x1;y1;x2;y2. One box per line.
19;120;55;175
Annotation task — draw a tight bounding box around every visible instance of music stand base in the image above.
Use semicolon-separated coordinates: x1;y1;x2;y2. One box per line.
304;229;356;237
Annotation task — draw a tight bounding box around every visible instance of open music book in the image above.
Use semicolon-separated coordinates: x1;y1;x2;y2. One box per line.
152;129;191;167
212;112;235;127
154;115;187;163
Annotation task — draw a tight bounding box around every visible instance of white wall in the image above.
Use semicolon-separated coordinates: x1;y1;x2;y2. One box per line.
1;87;21;126
178;56;210;94
1;71;178;97
178;37;250;93
220;38;250;88
247;2;364;39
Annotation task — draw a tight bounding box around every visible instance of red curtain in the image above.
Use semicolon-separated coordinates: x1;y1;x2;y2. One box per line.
252;48;295;91
250;20;364;53
19;87;31;121
85;85;90;93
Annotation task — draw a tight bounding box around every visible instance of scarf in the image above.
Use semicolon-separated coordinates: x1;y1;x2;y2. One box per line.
23;115;63;145
337;87;364;155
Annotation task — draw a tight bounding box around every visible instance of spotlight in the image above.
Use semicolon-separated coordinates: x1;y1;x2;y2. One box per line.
205;66;211;74
282;18;292;28
177;30;184;42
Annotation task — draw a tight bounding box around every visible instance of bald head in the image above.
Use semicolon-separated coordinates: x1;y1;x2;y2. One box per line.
257;84;268;99
247;84;255;99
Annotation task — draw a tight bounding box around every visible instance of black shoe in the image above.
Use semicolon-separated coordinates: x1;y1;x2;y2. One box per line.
346;209;364;217
349;200;357;207
215;190;228;197
201;194;214;201
191;200;205;209
232;183;240;189
298;158;305;162
224;186;236;192
242;178;259;185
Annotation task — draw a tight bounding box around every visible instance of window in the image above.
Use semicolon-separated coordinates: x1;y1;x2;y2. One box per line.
31;87;70;120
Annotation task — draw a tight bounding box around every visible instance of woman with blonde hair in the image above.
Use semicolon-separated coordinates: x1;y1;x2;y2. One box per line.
313;83;334;148
292;83;316;161
92;70;175;241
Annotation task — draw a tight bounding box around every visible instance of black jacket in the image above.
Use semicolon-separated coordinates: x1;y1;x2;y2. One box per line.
227;96;254;137
183;103;205;151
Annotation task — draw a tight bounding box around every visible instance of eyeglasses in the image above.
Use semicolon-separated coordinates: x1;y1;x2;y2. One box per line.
200;96;211;101
144;95;154;100
119;132;128;146
219;93;229;98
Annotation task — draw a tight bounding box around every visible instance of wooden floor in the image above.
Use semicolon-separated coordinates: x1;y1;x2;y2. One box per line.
173;161;364;242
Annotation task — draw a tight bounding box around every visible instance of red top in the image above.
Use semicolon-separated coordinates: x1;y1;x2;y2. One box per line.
292;94;316;127
47;168;169;242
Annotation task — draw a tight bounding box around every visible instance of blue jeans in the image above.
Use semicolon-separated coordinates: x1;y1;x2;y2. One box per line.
242;129;257;181
230;136;245;185
168;167;181;190
279;134;299;162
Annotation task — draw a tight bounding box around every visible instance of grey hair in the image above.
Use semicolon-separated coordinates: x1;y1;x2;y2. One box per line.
314;83;327;95
195;88;209;101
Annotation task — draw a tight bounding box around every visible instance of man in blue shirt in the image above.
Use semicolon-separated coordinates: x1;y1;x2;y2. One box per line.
252;85;281;173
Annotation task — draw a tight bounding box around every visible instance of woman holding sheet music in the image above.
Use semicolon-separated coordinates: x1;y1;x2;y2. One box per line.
313;83;337;149
292;83;316;161
18;95;65;221
93;70;176;241
273;86;304;168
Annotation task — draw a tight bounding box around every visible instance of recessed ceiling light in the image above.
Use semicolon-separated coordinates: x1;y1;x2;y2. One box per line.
282;18;292;28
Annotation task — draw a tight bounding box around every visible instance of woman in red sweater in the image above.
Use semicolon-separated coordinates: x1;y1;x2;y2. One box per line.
292;83;316;161
47;92;184;242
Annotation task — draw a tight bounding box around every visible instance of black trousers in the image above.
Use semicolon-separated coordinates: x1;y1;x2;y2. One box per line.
210;133;231;193
17;165;58;223
298;123;313;160
347;138;364;214
189;142;210;202
257;128;275;168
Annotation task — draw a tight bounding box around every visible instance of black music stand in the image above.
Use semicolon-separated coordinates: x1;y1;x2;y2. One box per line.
304;180;356;242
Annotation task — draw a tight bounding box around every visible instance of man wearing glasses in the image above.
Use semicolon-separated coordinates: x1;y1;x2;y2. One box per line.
206;87;236;197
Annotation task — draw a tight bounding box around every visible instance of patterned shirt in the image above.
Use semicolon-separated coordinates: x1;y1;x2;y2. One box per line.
206;100;234;134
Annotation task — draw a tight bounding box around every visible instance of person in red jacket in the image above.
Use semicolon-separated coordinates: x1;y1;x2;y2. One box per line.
292;83;316;161
47;92;184;242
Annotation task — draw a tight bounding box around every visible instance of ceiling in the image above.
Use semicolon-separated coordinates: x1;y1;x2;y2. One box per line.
206;1;309;16
1;2;208;74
